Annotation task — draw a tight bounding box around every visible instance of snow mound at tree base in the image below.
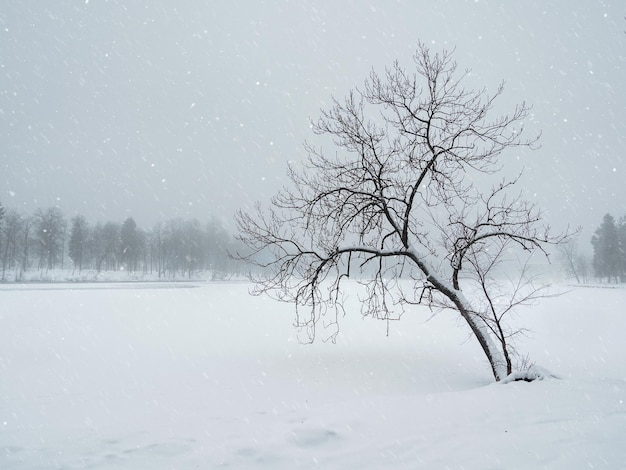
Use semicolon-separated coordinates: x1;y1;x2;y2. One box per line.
501;365;561;383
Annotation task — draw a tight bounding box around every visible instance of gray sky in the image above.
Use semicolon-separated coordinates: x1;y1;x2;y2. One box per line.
1;1;624;243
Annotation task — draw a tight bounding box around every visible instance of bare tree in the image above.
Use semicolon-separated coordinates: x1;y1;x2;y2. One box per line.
34;207;66;271
91;221;121;272
148;223;165;277
236;45;568;382
120;217;141;272
69;215;89;273
558;236;589;284
1;209;22;280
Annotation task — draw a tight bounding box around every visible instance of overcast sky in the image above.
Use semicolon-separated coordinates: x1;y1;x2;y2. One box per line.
1;1;624;243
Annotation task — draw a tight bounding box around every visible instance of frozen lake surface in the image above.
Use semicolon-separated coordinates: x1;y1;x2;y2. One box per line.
1;281;625;469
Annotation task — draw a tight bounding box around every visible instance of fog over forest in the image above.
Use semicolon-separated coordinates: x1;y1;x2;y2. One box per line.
1;1;625;245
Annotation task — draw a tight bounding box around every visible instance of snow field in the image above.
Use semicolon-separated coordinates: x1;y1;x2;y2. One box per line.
0;281;625;469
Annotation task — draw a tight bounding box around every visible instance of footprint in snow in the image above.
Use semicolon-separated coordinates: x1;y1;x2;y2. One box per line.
289;428;341;448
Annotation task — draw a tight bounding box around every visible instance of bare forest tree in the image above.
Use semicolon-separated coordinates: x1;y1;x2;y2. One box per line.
69;215;89;273
1;209;21;280
236;45;568;382
0;207;33;280
558;237;589;284
120;217;141;272
92;222;121;272
18;216;32;277
34;207;66;271
149;222;165;277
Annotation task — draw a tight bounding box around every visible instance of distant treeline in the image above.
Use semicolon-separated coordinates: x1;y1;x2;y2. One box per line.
4;201;625;284
0;202;244;281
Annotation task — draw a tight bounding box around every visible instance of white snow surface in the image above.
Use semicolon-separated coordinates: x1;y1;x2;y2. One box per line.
1;281;625;469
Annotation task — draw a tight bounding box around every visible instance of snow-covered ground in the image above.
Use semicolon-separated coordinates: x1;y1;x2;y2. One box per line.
1;281;624;469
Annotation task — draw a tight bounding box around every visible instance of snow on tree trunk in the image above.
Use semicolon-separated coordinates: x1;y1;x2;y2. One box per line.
411;251;508;381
